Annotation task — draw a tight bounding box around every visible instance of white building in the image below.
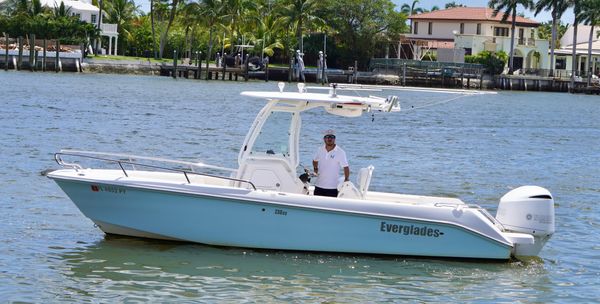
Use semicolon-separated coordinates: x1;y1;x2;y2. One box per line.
555;25;600;77
38;0;119;55
404;7;550;71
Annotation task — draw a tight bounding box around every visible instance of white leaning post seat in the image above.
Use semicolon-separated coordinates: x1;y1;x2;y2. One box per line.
338;166;374;199
356;165;374;198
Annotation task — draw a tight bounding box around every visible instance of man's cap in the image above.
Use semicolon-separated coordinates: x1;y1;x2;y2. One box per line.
323;129;335;136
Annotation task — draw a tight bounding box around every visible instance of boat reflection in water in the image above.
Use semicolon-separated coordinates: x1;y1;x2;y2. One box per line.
55;235;550;302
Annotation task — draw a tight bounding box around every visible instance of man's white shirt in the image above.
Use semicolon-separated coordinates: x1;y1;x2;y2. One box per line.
313;145;348;189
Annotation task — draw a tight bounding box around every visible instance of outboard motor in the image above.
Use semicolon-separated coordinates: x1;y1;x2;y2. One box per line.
496;186;555;256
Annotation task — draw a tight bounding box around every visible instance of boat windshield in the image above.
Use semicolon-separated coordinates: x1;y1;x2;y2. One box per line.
251;111;292;157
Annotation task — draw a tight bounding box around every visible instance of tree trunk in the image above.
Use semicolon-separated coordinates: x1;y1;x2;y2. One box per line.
587;25;594;87
508;8;516;74
205;27;214;80
570;23;578;91
549;7;557;76
297;16;303;52
159;0;179;59
150;0;157;59
96;0;103;54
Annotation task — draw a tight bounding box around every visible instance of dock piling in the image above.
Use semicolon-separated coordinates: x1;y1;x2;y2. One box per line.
29;34;35;71
4;34;8;71
172;50;177;79
55;39;60;72
17;36;23;70
42;39;46;72
265;61;269;82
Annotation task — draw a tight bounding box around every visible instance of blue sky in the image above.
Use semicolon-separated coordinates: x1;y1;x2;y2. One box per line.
391;0;574;24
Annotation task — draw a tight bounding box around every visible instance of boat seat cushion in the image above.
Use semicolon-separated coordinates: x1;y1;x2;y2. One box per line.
356;165;374;197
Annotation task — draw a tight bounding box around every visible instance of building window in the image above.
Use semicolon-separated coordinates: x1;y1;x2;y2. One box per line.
494;27;509;37
413;22;419;34
460;23;464;34
465;48;472;56
428;22;432;35
555;57;566;70
91;14;96;24
476;23;481;35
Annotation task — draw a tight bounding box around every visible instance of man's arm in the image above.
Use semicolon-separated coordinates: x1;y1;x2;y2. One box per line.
343;166;350;182
313;160;319;175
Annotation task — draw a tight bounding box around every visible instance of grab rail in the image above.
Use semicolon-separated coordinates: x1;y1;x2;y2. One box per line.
54;152;256;191
59;149;237;173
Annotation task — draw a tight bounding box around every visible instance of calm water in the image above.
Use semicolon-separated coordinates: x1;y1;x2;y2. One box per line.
0;72;599;302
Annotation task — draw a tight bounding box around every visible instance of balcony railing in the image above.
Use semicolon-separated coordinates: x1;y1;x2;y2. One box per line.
100;23;118;35
518;38;536;47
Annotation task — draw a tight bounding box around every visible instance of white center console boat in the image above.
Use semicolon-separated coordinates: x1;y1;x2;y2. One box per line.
47;83;555;260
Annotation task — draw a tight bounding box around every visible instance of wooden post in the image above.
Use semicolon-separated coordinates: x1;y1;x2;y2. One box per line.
197;51;201;79
288;56;293;82
4;34;8;71
17;36;23;70
244;57;249;81
55;39;60;72
172;50;177;78
221;61;225;80
265;61;269;82
479;70;483;90
29;34;36;71
42;38;46;72
205;51;210;81
321;56;326;85
402;62;406;86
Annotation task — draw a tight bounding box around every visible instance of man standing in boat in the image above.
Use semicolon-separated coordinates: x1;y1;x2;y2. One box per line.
312;130;350;197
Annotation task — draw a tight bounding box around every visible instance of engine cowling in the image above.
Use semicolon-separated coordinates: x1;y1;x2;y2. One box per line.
496;186;555;236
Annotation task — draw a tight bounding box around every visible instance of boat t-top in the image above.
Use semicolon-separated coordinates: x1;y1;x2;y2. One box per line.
47;83;555;260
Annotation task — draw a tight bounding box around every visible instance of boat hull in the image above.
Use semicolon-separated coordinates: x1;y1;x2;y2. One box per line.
51;176;512;260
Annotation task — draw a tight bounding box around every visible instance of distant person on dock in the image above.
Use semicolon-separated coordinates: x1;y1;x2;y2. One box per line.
215;52;221;68
296;50;306;82
317;51;328;83
312;129;350;197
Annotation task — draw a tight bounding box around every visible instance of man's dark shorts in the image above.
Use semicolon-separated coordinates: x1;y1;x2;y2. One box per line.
314;186;338;197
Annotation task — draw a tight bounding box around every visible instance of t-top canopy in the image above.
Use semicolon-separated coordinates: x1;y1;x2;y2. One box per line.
241;87;400;115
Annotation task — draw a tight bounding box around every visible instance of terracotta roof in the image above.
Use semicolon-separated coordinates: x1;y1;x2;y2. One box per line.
409;7;539;26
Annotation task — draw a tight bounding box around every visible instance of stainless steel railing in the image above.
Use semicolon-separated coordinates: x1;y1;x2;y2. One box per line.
54;151;256;190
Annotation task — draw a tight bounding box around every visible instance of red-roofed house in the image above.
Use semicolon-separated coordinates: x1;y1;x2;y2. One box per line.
403;7;549;71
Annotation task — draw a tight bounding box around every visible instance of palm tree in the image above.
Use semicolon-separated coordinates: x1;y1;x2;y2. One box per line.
534;0;570;76
278;0;324;52
488;0;534;74
400;0;423;15
104;0;139;55
158;0;180;58
445;2;466;9
246;2;285;58
222;0;257;54
569;0;582;90
150;0;157;58
198;0;223;79
579;0;600;86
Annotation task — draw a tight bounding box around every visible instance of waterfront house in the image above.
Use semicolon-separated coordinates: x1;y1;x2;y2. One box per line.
555;25;600;78
403;7;549;72
36;0;119;55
